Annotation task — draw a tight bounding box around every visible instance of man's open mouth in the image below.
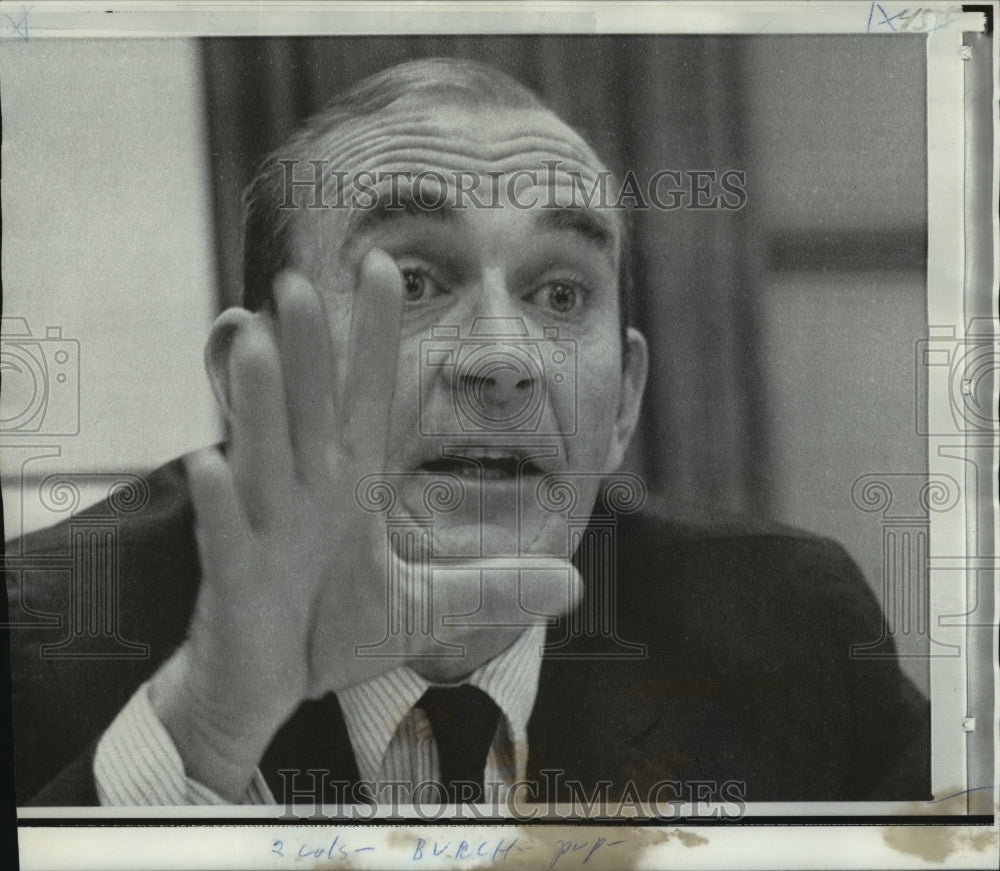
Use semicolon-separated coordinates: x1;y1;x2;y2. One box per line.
418;451;547;480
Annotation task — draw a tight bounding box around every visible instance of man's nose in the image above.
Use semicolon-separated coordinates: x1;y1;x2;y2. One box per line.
453;346;541;432
457;356;536;411
444;272;546;430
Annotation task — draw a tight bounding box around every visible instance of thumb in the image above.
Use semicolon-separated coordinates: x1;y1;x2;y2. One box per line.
428;557;583;635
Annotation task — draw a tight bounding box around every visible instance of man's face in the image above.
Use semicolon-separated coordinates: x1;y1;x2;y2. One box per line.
290;100;647;559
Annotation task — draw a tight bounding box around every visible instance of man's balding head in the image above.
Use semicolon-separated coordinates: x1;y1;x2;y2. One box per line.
240;57;631;335
207;54;648;566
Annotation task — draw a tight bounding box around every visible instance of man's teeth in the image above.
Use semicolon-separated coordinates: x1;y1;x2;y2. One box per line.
463;458;518;478
421;455;541;478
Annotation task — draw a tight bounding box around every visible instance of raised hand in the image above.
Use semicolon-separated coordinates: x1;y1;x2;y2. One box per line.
149;248;581;801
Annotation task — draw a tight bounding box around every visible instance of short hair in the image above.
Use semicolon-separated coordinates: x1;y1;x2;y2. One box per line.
240;57;632;340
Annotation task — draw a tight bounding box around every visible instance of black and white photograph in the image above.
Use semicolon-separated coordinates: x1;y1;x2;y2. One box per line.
1;2;996;869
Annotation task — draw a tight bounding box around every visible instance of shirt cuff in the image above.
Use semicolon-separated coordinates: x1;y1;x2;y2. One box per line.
93;680;274;806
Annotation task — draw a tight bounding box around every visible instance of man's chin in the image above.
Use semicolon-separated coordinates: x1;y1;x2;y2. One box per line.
427;517;569;559
390;474;571;559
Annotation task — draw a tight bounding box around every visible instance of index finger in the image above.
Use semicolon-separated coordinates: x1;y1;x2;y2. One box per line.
339;247;404;470
273;269;338;482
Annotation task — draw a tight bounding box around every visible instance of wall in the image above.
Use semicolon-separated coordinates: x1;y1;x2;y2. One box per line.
1;39;222;539
744;35;929;690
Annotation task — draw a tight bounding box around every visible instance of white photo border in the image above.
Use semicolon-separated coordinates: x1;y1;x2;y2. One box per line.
2;2;997;869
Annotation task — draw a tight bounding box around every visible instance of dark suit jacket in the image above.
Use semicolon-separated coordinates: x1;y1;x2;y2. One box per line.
4;457;929;808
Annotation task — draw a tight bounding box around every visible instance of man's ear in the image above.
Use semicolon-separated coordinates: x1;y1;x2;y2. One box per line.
204;308;256;417
605;327;649;472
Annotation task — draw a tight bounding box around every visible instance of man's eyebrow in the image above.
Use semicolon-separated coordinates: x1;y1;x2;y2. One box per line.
532;206;616;251
344;188;458;249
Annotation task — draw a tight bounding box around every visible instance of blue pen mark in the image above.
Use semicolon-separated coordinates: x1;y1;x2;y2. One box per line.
412;836;526;863
583;838;625;865
271;835;374;862
868;3;903;32
866;4;961;34
756;13;776;33
549;837;627;869
4;4;32;41
925;14;960;33
926;785;994;805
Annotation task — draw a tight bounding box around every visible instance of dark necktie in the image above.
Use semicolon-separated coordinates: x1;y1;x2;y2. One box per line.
417;684;501;803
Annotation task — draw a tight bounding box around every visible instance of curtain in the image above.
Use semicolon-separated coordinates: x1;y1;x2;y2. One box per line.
201;36;771;516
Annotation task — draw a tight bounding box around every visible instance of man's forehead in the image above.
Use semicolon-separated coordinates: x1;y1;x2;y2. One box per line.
288;100;623;274
313;101;610;183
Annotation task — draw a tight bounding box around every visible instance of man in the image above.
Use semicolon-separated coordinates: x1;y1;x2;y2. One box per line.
7;57;928;810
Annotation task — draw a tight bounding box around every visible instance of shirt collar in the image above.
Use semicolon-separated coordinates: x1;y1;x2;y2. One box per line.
337;625;546;783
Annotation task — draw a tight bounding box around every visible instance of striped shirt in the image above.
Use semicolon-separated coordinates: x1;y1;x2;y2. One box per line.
94;625;545;806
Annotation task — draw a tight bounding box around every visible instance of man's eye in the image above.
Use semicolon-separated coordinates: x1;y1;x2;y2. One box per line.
529;281;586;315
401;267;445;303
